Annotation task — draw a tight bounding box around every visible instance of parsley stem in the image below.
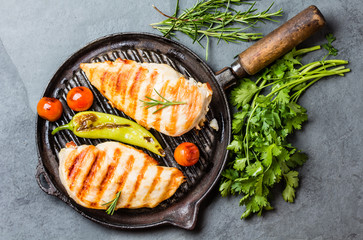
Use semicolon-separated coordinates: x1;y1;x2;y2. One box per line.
266;67;350;98
243;104;258;165
252;79;267;108
298;60;348;72
290;77;322;102
293;45;321;56
304;63;342;74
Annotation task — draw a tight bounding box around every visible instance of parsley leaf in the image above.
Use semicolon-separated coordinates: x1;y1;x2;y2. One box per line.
234;157;248;171
230;79;259;109
220;180;232;197
227;135;243;152
282;184;296;203
246;161;264;177
322;33;338;59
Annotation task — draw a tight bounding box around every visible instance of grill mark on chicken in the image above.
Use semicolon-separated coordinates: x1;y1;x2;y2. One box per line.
70;151;95;193
157;171;175;206
109;65;120;98
90;148;121;206
98;165;115;193
120;63;137;106
169;170;185;193
128;66;142;98
127;66;147;117
77;150;105;202
139;69;158;126
153;80;170;131
66;151;78;179
184;86;199;131
192;89;203;128
90;164;115;208
67;146;92;190
115;64;127;104
181;85;195;132
165;77;183;135
124;163;149;208
142;167;162;206
100;69;109;95
88;68;95;85
115;154;135;194
98;149;121;205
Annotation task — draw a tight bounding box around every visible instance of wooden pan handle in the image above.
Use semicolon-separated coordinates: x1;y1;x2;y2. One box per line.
232;5;326;77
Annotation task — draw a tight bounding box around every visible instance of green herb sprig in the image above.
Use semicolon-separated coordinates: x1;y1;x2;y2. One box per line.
141;89;187;114
151;0;283;59
322;33;338;60
102;191;121;215
220;40;350;219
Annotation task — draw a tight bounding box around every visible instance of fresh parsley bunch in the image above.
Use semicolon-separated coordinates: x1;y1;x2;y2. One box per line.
220;36;350;219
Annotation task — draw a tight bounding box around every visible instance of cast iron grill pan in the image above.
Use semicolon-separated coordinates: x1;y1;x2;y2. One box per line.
36;6;326;230
36;33;230;230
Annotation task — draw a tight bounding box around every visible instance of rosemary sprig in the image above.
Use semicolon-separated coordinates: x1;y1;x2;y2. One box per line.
102;191;121;215
140;89;187;114
151;0;283;59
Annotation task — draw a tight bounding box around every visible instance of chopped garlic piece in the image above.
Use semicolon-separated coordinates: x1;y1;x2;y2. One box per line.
210;118;219;131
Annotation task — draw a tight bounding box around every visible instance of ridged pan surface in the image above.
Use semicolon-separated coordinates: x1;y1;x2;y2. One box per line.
35;32;231;230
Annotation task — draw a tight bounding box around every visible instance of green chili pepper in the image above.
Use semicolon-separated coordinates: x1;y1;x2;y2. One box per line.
51;111;165;156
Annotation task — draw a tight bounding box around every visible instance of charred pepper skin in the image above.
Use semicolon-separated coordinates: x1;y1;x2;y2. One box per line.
51;111;165;156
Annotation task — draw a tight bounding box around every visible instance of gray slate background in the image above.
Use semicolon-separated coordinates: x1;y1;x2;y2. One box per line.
0;0;362;239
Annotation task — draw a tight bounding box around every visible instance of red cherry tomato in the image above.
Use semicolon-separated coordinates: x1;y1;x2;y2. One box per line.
174;142;200;167
66;86;94;111
37;97;63;122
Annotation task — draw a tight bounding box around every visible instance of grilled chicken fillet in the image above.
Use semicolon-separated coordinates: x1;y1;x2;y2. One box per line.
80;59;213;136
59;141;185;209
